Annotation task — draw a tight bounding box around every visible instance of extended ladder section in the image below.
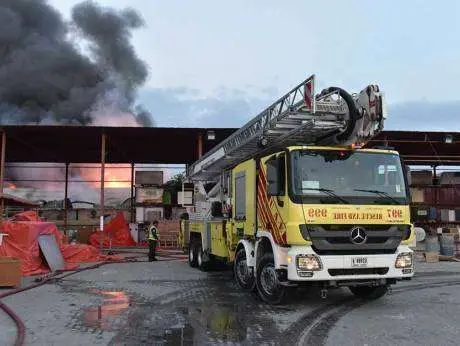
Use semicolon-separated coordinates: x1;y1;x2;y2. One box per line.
188;74;387;181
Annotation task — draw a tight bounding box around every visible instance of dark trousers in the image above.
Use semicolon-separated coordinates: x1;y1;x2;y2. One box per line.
148;240;157;261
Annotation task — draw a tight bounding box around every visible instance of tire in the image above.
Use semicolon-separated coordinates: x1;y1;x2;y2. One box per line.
234;247;255;291
349;285;389;300
188;242;198;268
256;252;287;305
197;244;210;272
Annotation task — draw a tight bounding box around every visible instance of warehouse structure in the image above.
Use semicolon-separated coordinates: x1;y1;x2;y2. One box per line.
0;126;459;239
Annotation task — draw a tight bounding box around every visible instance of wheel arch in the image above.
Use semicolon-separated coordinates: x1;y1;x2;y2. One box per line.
236;239;256;267
256;231;289;269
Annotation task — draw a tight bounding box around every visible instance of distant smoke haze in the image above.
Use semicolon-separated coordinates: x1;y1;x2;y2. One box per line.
0;0;153;126
0;0;158;204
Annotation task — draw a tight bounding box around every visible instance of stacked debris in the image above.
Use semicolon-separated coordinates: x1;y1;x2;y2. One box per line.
0;211;106;276
89;212;136;248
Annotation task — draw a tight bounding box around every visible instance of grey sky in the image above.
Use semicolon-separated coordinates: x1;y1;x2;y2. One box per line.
50;0;460;129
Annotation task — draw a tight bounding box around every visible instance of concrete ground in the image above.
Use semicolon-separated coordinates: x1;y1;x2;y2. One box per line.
1;252;460;345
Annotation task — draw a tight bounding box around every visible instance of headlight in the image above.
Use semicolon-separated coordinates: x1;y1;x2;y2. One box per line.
296;254;322;271
395;252;413;268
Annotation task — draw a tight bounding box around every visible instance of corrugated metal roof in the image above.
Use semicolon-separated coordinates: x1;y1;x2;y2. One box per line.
369;131;460;166
0;125;236;164
0;125;458;166
0;193;40;207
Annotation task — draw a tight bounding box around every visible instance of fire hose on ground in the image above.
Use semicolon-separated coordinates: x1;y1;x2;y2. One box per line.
0;250;187;346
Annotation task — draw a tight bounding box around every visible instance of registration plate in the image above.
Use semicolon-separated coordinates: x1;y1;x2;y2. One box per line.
351;257;368;267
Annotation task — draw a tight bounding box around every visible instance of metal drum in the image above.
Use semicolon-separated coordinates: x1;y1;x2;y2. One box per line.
455;241;460;256
440;234;455;256
414;227;426;242
424;236;439;253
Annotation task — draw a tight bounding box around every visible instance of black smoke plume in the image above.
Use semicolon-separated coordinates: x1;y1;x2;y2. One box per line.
0;0;153;126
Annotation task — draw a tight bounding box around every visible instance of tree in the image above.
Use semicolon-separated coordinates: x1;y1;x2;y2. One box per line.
164;172;185;191
163;172;186;206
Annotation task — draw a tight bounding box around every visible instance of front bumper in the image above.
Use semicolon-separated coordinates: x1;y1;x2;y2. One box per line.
286;245;414;282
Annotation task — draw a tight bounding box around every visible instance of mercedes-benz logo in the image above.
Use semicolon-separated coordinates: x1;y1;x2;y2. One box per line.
350;227;367;244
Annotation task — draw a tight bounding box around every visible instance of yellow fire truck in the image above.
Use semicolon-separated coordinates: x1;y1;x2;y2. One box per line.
179;75;414;304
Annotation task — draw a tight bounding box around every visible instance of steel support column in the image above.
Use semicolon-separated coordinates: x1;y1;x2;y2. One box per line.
130;162;135;223
197;132;203;159
0;132;6;221
433;165;438;185
433;165;438;209
63;163;69;234
100;133;107;254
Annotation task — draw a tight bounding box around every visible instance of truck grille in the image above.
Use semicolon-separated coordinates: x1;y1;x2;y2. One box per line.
328;267;389;276
300;224;409;255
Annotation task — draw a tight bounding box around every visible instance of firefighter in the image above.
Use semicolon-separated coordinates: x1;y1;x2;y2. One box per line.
148;220;160;261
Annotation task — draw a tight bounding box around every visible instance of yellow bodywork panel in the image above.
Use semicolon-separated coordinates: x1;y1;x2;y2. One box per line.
189;220;204;235
290;204;411;225
185;219;231;259
286;203;412;245
178;220;186;248
226;221;237;262
232;159;256;237
209;220;229;258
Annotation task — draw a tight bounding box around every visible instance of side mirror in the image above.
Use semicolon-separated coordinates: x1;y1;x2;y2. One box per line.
267;155;283;196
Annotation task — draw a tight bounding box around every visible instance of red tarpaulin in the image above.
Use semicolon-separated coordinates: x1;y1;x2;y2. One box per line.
89;212;136;248
0;211;105;276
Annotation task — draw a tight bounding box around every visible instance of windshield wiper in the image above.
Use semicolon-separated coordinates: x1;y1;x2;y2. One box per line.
353;189;401;205
301;188;349;204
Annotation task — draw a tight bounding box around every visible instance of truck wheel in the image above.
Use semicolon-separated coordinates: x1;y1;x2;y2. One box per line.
349;285;388;300
256;253;286;304
197;244;210;271
234;247;255;291
188;242;198;268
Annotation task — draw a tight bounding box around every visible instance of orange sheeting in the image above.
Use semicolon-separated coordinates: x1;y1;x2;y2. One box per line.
11;210;40;222
0;211;104;276
89;212;136;248
62;243;102;263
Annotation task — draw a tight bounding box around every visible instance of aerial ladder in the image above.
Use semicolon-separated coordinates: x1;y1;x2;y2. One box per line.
188;74;387;182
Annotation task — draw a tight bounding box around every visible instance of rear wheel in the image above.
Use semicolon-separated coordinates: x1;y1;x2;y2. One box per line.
188;242;198;268
197;244;210;271
234;247;255;291
256;253;286;304
349;285;389;300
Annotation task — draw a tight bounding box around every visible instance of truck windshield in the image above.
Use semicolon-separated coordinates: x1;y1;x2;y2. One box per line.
290;149;408;205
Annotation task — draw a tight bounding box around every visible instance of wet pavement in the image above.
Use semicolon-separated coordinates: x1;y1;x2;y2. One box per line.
1;256;460;345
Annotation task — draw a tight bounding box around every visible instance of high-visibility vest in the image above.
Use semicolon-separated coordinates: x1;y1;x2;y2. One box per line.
148;225;159;241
